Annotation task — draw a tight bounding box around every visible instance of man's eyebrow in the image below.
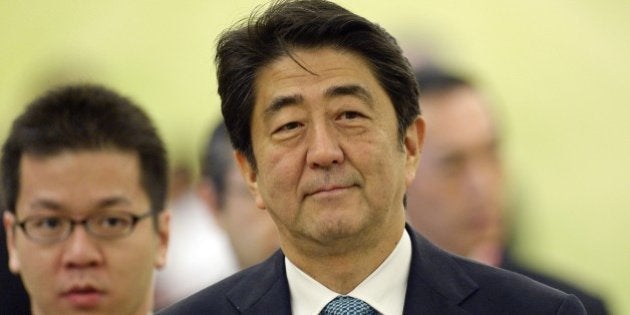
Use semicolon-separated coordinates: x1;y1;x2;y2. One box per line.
29;196;133;213
324;84;373;108
263;94;304;121
30;199;64;211
97;196;133;209
262;85;372;120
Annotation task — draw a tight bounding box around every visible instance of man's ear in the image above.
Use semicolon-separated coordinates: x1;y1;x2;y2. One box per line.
403;116;425;187
153;210;170;269
234;151;266;210
3;211;21;274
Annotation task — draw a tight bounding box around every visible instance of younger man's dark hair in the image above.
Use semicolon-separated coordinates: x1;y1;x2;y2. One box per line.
1;84;168;216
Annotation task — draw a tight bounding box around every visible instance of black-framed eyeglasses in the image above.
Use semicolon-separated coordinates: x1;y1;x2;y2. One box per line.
14;211;153;244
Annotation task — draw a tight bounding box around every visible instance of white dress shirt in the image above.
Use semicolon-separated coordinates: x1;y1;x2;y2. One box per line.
286;229;412;315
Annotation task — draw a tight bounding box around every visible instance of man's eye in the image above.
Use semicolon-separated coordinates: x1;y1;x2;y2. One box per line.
32;217;64;230
340;111;362;120
101;216;130;228
93;214;133;231
104;217;123;227
277;121;302;132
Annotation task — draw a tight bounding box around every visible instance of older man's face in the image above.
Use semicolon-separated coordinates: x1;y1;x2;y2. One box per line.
235;47;423;251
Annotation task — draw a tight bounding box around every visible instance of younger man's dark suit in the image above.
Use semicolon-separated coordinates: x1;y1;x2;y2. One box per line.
158;225;586;314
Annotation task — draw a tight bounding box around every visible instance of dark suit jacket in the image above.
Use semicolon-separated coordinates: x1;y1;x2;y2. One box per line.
158;225;586;314
501;252;608;315
1;220;31;315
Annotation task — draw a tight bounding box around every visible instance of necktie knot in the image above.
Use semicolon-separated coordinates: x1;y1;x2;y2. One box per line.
320;295;376;315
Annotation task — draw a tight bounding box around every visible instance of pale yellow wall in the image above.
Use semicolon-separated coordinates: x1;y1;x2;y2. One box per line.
1;1;628;313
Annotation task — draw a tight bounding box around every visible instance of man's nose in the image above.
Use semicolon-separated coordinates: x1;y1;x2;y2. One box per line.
61;225;103;269
306;123;344;169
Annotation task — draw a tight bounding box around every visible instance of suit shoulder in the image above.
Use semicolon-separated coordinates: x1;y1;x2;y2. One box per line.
503;259;609;315
156;270;250;314
157;252;284;315
453;256;587;314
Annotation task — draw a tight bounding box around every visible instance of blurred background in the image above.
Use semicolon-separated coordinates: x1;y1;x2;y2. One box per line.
1;1;628;313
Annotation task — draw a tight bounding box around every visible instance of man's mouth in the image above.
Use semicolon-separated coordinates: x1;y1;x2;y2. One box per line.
306;184;355;198
61;286;105;308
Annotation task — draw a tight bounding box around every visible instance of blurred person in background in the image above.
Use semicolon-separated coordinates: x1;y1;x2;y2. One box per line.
153;162;236;309
406;68;608;315
197;122;280;269
2;84;170;315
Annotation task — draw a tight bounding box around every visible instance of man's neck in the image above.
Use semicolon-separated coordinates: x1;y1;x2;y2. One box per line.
282;220;406;294
467;240;503;267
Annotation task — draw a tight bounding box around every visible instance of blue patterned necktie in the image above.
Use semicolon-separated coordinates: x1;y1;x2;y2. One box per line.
320;295;377;315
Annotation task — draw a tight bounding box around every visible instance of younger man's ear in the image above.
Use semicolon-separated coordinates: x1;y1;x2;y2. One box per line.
3;211;21;274
153;210;170;269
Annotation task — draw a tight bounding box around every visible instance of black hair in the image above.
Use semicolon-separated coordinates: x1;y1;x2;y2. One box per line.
216;0;420;170
1;84;168;217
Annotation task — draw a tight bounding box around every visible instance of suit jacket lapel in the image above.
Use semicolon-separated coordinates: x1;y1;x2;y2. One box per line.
403;225;478;315
225;250;292;315
223;226;480;314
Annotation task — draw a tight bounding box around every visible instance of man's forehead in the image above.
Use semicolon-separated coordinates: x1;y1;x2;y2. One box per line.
17;150;144;201
254;48;380;104
255;47;373;83
21;147;138;162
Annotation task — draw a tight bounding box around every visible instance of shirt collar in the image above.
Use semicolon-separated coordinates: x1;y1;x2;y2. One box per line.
286;229;412;315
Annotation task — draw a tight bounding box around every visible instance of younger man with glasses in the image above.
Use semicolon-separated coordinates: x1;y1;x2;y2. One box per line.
2;84;170;315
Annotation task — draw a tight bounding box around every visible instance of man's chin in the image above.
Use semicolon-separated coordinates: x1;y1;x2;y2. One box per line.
308;217;367;243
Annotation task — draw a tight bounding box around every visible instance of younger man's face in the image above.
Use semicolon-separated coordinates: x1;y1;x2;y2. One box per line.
3;149;169;315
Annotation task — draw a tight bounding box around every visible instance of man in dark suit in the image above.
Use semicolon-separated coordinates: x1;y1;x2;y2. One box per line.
406;68;608;315
159;0;586;314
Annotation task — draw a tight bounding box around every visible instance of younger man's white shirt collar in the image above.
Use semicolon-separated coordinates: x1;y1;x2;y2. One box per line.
285;229;412;315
